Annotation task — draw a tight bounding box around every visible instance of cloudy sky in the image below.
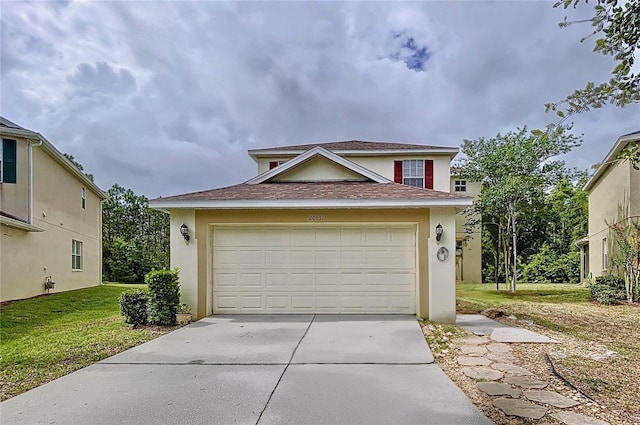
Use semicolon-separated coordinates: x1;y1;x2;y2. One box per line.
2;1;638;199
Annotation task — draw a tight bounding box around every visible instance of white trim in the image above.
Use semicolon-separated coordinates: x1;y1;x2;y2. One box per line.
249;147;459;158
150;197;473;210
0;216;44;232
584;132;639;191
246;146;391;185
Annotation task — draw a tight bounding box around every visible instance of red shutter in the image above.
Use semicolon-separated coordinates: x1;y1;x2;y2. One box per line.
425;160;434;189
269;161;278;170
394;161;403;183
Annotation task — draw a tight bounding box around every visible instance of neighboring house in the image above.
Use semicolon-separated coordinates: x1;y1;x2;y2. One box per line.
580;131;640;281
150;140;472;323
450;171;482;283
0;117;106;302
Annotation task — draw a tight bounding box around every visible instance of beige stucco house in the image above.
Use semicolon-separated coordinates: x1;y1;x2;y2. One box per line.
151;141;472;323
0;117;106;302
450;172;482;283
581;131;640;280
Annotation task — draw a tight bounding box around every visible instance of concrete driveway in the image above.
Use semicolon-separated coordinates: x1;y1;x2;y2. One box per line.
1;315;492;425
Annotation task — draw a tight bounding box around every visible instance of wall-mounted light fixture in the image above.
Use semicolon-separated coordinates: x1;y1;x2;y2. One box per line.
435;223;443;242
180;223;190;242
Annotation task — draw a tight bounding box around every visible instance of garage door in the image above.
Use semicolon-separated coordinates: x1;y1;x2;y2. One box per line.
212;225;416;313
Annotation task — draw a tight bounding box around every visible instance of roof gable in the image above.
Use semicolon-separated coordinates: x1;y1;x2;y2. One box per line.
246;146;391;185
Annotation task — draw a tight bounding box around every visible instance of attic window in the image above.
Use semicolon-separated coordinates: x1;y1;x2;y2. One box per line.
269;160;288;170
454;180;467;192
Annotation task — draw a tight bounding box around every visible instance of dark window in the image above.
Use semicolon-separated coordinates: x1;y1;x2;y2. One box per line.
1;139;17;183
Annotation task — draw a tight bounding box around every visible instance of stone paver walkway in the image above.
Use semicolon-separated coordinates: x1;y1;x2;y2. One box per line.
456;314;610;425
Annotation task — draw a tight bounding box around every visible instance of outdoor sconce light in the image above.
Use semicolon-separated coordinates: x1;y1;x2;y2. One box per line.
435;223;443;242
180;223;190;242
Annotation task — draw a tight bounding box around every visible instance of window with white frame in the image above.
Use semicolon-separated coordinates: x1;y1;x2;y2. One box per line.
81;188;86;209
454;180;467;192
602;238;608;270
402;160;424;188
72;240;83;270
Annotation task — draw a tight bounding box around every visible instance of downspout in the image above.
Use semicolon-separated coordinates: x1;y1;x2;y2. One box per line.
28;136;43;225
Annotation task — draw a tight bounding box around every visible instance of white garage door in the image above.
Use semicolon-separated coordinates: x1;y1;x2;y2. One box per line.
212;225;416;314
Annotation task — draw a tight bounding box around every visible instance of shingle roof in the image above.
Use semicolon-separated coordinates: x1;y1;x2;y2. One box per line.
0;116;29;130
156;181;469;202
254;140;453;152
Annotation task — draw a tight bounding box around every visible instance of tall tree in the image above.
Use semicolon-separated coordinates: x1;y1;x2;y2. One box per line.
102;184;169;282
460;126;582;291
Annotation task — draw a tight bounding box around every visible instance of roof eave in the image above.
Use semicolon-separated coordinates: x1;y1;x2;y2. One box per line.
1;126;107;199
584;132;640;192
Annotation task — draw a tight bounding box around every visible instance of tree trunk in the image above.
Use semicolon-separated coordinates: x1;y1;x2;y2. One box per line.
509;201;518;293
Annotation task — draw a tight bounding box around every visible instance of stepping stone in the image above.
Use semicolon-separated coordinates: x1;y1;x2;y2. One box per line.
504;376;548;389
487;352;517;363
476;382;520;398
457;356;491;366
461;335;490;345
491;328;558;343
552;411;610;425
524;390;580;408
493;397;548;419
486;343;512;353
460;345;488;356
491;363;534;376
461;366;503;381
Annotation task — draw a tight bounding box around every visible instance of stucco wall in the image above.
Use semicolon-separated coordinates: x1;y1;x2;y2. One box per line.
166;208;459;320
0;136;30;221
587;161;632;278
0;147;102;301
273;156;366;182
169;210;198;312
344;155;452;192
450;179;482;283
428;208;457;323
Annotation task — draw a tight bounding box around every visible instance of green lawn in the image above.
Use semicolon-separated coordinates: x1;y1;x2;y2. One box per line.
457;283;590;309
0;283;172;400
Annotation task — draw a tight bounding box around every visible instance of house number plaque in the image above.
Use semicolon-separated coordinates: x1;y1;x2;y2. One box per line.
308;215;325;221
437;247;449;262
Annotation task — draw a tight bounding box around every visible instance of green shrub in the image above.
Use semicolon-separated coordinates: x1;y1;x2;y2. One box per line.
146;268;180;326
522;246;580;283
119;289;148;326
590;275;626;305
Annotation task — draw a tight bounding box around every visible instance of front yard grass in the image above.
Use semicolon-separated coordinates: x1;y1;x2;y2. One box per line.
456;283;640;417
0;283;174;401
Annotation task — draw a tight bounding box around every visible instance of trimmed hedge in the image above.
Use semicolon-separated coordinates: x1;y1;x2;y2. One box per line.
119;289;148;326
146;268;180;326
590;275;626;305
